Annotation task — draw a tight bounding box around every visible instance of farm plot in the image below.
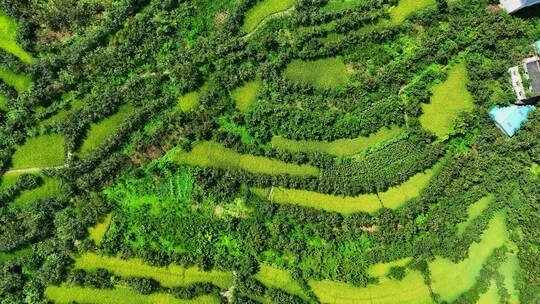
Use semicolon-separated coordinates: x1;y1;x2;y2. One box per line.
10;134;65;169
367;257;412;278
174;141;319;177
231;79;261;112
178;83;209;112
88;213;113;245
45;285;219;304
309;270;431;304
241;0;295;33
252;162;439;214
0;12;33;64
74;253;233;289
389;0;436;24
10;176;61;208
79;104;135;156
419;63;474;139
477;280;499;304
284;57;350;88
322;0;368;13
498;255;520;304
0;67;31;93
429;212;508;303
456;196;492;235
271;126;402;156
254;264;309;300
0;247;32;263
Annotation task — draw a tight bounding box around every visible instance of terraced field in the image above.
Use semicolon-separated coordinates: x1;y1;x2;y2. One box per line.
178;83;209;112
9;176;61;208
477;280;499;304
389;0;436;24
88;213;113;244
456;196;492;235
0;67;31;93
254;264;308;300
10;134;65;169
231;79;261;112
242;0;295;33
284;57;351;88
0;12;33;64
174;141;319;177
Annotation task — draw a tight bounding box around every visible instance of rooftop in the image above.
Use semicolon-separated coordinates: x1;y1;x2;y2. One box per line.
500;0;540;13
489;105;535;136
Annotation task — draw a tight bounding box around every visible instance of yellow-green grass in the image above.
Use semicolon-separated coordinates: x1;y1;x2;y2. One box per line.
88;213;113;244
271;126;402;156
531;163;539;176
74;253;233;289
231;79;261;112
0;67;31;93
0;247;32;262
0;94;6;110
10;134;65;169
309;270;431;304
10;176;61;208
477;280;500;304
498;255;520;304
456;196;492;235
284;57;350;88
389;0;436;24
254;264;308;299
174;141;319;177
430;212;508;303
0;171;20;189
419;63;474;139
0;12;33;64
367;257;412;278
45;285;219;304
79;104;135;156
42;96;86;126
242;0;295;33
252;162;439;214
177;83;209;112
322;0;368;12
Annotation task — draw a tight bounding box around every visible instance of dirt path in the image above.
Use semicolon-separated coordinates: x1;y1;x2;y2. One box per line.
2;165;67;175
242;6;295;40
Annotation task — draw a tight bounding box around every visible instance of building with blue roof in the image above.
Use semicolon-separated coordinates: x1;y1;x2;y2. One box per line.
489;105;535;136
501;0;540;13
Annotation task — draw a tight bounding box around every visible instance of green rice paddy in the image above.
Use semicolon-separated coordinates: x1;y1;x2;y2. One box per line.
10;134;65;169
252;162;439;214
284;57;350;88
322;0;368;13
419;63;475;139
271;126;402;157
0;247;32;262
241;0;295;33
178;83;209;112
45;285;219;304
429;212;508;302
531;163;539;176
0;94;6;110
367;257;412;278
231;79;261;112
498;255;520;304
79;104;135;156
0;12;33;64
88;213;113;244
254;264;308;299
456;196;492;235
477;280;500;304
10;176;62;208
42;95;86;126
389;0;436;24
74;253;233;288
309;270;431;304
0;67;31;93
174;141;319;177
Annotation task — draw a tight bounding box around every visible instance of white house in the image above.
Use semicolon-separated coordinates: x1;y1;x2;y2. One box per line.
500;0;540;13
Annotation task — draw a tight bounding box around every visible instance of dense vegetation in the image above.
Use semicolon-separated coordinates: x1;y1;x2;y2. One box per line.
0;0;539;303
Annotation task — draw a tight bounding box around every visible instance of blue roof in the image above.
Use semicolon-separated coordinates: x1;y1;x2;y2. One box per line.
489;105;535;136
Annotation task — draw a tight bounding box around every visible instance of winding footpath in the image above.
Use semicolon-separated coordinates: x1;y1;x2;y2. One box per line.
2;164;67;175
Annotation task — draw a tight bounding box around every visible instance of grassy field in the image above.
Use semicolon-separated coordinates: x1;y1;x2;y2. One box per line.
174;141;319;177
79;104;135;156
271;126;402;156
10;176;61;208
430;212;508;302
0;94;6;110
45;285;219;304
252;162;439;214
74;253;233;288
498;255;520;304
367;257;412;278
178;83;209;112
0;247;32;263
231;79;261;112
241;0;295;33
88;213;113;244
477;280;500;304
389;0;436;24
309;270;431;304
10;134;65;169
284;57;350;88
322;0;368;12
254;264;308;299
531;163;539;176
42;95;86;126
419;63;474;139
0;12;33;64
0;67;31;93
456;196;492;235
